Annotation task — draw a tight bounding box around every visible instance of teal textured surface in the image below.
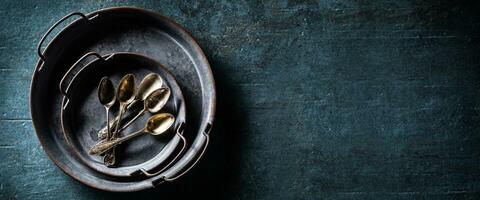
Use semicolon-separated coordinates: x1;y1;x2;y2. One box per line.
1;0;480;199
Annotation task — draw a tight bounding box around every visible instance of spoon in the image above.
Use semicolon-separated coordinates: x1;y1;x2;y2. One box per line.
111;87;171;134
98;73;164;139
89;113;175;155
97;77;116;140
104;74;136;166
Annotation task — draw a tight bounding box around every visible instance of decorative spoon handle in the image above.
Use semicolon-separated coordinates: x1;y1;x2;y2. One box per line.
103;104;126;166
90;129;144;155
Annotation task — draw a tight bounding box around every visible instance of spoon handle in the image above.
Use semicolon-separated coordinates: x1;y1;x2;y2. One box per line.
104;104;126;166
113;105;126;136
117;107;146;133
103;106;114;166
105;107;111;139
126;99;139;110
90;129;145;155
97;116;119;139
97;102;142;139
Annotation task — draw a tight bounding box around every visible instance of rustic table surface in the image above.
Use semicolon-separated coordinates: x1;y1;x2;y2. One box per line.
1;0;479;199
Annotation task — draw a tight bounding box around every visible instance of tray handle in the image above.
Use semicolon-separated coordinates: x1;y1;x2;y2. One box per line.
139;122;187;177
162;122;212;182
59;52;106;109
37;12;98;67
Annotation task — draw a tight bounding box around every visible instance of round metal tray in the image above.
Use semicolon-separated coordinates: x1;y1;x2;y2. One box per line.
30;7;215;191
60;52;187;177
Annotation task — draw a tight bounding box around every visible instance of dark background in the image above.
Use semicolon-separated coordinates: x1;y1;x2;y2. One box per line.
1;0;480;199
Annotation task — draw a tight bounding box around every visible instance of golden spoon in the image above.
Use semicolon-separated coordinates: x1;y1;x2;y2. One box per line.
104;74;136;166
89;113;175;155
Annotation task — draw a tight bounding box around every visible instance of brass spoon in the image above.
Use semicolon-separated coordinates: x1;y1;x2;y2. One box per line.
97;77;116;140
98;73;163;139
104;74;136;166
112;87;171;134
89;113;175;155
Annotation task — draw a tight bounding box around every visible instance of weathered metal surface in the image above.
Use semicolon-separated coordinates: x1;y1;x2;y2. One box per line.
1;0;480;199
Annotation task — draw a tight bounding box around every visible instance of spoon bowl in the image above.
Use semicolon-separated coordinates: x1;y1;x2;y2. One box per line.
146;113;175;135
117;74;136;104
145;87;171;113
137;73;163;101
98;77;116;107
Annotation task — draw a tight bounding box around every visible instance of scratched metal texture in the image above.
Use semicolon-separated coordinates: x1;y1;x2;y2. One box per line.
1;0;480;199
